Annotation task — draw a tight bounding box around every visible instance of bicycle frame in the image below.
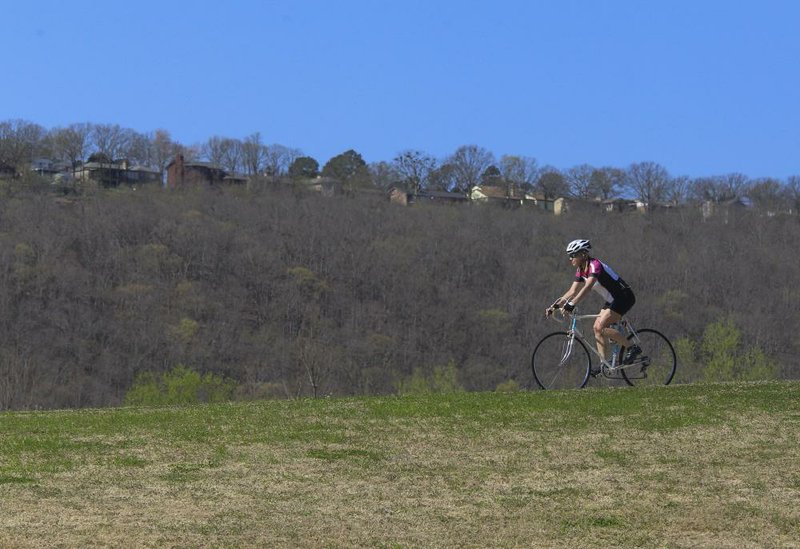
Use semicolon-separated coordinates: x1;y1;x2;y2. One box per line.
554;310;644;376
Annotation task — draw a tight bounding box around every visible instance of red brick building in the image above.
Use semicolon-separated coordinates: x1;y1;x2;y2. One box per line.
166;154;231;188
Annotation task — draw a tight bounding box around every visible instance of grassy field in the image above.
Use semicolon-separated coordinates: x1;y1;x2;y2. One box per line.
1;382;799;548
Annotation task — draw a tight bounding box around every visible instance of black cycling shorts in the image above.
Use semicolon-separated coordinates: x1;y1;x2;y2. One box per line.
602;288;636;316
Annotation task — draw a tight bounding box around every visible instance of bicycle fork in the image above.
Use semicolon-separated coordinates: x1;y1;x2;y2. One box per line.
559;334;576;368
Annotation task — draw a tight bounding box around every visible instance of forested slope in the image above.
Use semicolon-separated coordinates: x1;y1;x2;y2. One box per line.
0;186;796;409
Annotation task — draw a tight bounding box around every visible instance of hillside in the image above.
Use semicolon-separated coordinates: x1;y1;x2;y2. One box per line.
1;382;798;547
1;186;798;410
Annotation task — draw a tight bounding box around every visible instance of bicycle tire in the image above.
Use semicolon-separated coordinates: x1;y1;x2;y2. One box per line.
532;331;592;390
619;328;676;387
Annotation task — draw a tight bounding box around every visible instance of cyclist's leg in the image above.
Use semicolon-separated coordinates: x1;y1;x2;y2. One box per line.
608;290;640;363
593;307;625;359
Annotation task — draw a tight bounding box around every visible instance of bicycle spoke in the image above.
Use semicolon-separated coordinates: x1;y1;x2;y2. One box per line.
620;329;676;386
532;332;591;390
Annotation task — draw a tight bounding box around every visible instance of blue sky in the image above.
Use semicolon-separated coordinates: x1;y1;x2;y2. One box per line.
3;0;798;179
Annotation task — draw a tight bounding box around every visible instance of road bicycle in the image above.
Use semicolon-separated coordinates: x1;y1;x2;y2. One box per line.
531;308;676;389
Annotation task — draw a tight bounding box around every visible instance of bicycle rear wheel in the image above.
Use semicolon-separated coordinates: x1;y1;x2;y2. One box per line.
619;328;676;386
532;332;592;390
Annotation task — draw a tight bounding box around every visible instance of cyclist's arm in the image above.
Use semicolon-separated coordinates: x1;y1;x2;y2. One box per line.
551;280;583;309
566;276;596;307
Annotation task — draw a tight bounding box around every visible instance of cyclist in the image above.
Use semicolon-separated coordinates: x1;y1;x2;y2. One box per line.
545;239;641;365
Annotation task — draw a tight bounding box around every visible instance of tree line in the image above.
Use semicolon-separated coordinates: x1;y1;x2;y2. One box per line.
2;118;799;211
0;182;796;410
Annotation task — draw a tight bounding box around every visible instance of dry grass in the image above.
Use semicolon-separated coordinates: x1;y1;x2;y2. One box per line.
1;382;799;548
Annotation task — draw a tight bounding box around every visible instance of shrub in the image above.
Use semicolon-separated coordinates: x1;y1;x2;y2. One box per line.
396;360;464;396
124;365;236;406
699;319;779;382
495;379;521;392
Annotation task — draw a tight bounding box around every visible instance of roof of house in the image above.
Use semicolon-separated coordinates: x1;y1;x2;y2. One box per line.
418;190;468;200
473;186;508;199
166;156;224;171
182;161;226;171
128;165;162;174
720;196;753;207
524;192;549;201
77;161;156;173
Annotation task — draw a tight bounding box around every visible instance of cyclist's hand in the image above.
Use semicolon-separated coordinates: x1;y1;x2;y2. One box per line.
563;301;575;313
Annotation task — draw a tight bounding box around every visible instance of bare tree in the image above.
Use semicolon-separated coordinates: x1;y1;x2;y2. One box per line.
91;124;134;160
536;166;569;198
201;136;226;166
499;155;539;195
428;162;460;192
626;161;671;210
721;173;750;199
665;175;691;205
0;119;46;169
202;136;242;174
447;145;494;193
689;173;750;203
48;123;92;166
393;150;438;194
220;139;243;175
264;144;301;181
786;175;800;213
564;164;595;199
241;132;267;176
369;161;401;190
747;177;785;212
127;131;154;167
589;167;625;200
151;129;182;174
689;176;722;202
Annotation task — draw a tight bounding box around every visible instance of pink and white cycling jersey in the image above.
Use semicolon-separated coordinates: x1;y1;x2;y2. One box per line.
575;258;631;303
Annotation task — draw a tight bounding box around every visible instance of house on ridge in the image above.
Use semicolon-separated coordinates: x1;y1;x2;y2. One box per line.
72;158;161;188
388;186;469;205
166;154;246;188
470;185;529;207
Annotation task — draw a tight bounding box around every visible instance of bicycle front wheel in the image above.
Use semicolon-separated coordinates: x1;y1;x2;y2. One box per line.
620;328;676;387
532;332;592;390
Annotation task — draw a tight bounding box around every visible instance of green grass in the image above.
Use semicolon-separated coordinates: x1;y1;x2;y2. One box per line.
1;381;798;547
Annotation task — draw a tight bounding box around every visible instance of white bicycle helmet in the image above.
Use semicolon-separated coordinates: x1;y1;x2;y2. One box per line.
566;239;591;255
